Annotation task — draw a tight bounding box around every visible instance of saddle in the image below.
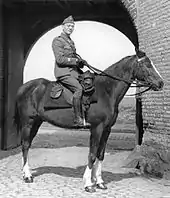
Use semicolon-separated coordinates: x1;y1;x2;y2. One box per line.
50;83;63;99
44;70;96;110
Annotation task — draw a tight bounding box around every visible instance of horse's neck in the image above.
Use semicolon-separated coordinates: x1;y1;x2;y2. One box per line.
110;56;136;106
104;56;136;81
96;56;136;108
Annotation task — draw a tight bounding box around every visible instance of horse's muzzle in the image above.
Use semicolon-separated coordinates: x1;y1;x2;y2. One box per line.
158;80;164;90
152;80;164;91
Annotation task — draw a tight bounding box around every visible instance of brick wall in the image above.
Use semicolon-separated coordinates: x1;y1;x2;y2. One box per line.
137;0;170;176
138;0;170;148
120;0;137;26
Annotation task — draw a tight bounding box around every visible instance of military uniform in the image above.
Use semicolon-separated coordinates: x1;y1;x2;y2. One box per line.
52;32;82;98
52;15;90;127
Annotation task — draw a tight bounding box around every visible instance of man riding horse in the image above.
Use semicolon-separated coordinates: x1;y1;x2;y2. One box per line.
52;15;91;127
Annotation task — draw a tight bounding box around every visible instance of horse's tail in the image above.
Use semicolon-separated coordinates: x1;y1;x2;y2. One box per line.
13;80;35;134
13;78;49;134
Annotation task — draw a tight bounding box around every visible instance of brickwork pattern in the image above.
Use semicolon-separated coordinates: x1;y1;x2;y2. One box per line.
120;0;137;26
137;0;170;168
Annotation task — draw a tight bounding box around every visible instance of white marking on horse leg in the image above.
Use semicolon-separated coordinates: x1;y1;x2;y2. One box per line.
92;158;104;184
151;61;163;78
22;157;32;178
83;118;86;126
83;166;93;187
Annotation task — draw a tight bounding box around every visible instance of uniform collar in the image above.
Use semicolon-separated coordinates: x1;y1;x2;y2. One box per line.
61;32;71;41
60;32;75;48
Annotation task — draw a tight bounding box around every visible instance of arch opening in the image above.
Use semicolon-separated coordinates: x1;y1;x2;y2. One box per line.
24;21;135;83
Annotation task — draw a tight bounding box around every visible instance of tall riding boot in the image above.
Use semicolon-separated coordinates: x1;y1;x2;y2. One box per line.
73;97;84;127
73;97;91;128
80;100;91;128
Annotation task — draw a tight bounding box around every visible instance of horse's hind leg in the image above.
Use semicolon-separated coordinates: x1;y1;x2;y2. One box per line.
83;124;103;193
21;123;33;183
22;118;42;183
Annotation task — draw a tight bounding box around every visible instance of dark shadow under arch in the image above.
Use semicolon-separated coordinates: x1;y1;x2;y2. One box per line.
22;0;138;56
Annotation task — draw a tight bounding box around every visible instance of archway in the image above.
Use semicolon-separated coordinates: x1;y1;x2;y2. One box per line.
24;20;137;145
1;0;138;149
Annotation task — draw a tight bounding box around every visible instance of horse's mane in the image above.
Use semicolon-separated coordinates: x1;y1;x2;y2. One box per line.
97;55;136;82
104;55;136;74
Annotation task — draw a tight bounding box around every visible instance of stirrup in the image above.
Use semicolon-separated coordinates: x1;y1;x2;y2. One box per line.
74;117;91;128
81;117;91;127
74;117;84;126
83;120;91;127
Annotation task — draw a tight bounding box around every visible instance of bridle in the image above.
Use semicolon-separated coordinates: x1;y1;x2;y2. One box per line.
78;55;152;96
127;56;152;96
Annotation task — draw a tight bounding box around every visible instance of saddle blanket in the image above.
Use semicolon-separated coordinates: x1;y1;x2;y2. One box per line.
44;82;73;109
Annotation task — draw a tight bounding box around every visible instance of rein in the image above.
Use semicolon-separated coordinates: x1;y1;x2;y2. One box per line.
76;54;151;96
85;63;151;96
126;86;151;96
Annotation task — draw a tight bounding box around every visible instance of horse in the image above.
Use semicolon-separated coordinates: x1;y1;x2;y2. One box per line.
14;49;163;193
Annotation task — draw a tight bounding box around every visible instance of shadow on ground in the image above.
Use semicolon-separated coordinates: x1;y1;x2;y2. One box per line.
0;146;21;160
0;128;135;160
32;165;137;184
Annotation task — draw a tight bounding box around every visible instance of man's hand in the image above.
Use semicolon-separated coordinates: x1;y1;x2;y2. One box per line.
77;58;88;68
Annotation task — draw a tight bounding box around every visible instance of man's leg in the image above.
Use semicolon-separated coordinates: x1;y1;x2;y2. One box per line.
59;75;90;127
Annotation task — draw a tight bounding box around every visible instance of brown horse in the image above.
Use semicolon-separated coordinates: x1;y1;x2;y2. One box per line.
14;49;163;193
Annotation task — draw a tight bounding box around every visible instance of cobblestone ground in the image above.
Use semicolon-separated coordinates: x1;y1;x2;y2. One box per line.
0;126;170;198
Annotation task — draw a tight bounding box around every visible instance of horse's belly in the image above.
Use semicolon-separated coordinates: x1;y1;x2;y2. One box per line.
43;108;75;128
43;103;107;128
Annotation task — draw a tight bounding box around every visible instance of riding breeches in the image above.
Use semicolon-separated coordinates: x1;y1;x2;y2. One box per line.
58;75;83;98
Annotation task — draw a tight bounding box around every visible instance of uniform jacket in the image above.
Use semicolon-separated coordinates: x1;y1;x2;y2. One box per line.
52;32;80;79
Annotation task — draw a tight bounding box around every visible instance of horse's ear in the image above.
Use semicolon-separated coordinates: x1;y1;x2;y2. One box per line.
135;48;146;58
135;47;139;54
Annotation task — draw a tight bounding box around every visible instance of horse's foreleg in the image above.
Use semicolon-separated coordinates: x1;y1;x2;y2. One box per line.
83;124;103;193
22;125;33;183
83;144;97;192
92;158;104;185
92;128;111;190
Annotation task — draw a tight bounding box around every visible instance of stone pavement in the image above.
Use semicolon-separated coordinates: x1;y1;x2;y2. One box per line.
0;128;170;198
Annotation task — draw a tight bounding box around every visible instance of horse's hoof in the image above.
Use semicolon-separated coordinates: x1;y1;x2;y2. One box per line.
85;186;96;193
96;183;107;190
23;176;33;183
